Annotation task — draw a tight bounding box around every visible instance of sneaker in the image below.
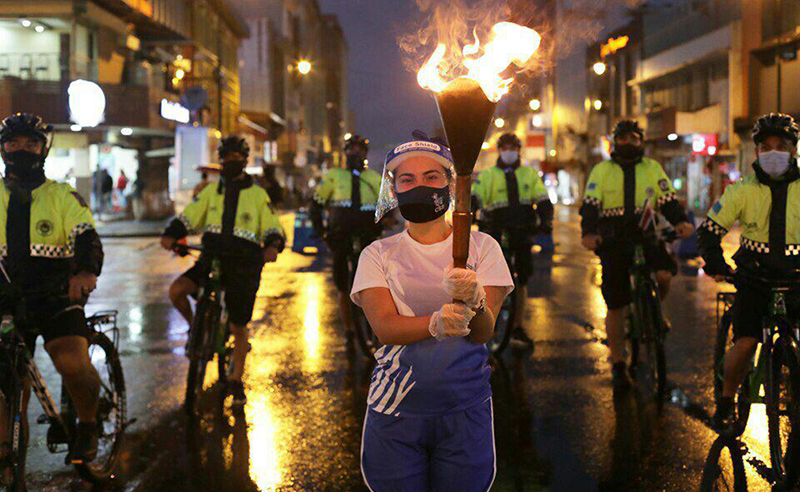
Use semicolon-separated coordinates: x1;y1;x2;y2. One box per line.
713;396;736;434
611;362;633;390
510;328;534;348
69;422;98;464
230;381;247;408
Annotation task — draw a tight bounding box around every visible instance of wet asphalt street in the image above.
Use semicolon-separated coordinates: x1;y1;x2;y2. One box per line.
21;207;775;491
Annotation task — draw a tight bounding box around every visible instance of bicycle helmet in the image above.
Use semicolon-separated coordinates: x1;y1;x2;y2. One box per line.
344;134;370;152
752;113;800;146
0;112;53;160
612;119;644;141
217;135;250;158
497;133;522;149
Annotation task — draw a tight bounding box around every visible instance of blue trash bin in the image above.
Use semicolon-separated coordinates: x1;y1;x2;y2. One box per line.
292;209;327;255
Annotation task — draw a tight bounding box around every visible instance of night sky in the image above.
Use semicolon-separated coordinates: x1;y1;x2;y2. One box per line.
319;0;440;167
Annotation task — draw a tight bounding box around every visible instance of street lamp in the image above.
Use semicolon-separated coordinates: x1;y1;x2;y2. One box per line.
529;99;541;111
593;99;603;111
297;60;312;75
593;62;607;76
494;117;505;128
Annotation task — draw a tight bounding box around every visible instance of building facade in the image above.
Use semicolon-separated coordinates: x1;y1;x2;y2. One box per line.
0;0;248;218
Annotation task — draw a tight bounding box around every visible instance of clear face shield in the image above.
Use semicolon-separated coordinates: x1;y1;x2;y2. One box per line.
375;139;456;223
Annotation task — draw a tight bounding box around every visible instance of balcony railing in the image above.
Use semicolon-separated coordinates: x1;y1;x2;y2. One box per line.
0;52;62;82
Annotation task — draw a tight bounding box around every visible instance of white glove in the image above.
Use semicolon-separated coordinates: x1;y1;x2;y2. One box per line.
443;265;486;311
429;303;475;341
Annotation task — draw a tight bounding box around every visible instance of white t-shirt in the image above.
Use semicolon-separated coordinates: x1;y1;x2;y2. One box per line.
351;229;513;417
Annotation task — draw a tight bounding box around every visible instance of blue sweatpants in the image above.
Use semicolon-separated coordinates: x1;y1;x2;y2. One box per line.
361;398;496;492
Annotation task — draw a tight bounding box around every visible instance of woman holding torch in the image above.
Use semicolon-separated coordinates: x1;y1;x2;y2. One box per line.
352;131;512;491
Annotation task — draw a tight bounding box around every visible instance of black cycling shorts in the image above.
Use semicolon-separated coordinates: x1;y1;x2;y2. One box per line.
15;297;89;354
327;230;380;293
598;241;678;310
486;227;534;285
731;284;800;341
182;257;264;326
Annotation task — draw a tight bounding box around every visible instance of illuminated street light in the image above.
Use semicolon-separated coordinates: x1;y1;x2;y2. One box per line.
297;60;312;75
175;69;186;80
593;62;607;76
494;117;505;128
593;99;603;111
532;115;543;128
529;99;541;111
344;132;352;140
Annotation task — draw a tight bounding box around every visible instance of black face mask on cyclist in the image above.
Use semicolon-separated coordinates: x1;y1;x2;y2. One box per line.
613;143;644;163
221;159;246;180
395;184;450;223
4;150;45;183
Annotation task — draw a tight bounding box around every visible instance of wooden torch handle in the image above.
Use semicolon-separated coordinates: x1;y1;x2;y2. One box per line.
452;174;472;269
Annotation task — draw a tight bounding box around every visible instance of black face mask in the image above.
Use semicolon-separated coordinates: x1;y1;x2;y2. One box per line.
221;160;246;180
396;184;450;223
613;144;644;163
4;150;44;182
346;154;365;170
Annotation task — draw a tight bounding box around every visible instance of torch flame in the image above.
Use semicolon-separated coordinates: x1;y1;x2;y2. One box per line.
417;21;541;103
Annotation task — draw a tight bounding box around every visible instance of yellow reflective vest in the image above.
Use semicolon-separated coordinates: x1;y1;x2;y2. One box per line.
177;180;285;248
0;179;95;259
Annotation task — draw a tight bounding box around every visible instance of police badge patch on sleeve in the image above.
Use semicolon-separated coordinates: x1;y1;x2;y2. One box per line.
658;179;670;192
71;191;89;208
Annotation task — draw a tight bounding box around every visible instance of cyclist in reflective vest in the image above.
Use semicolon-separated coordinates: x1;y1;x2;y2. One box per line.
472;132;553;347
699;113;800;432
0;113;104;464
310;134;382;340
580;120;694;389
161;136;285;406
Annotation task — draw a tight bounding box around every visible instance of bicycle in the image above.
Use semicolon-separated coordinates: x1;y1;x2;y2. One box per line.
598;229;673;398
476;219;525;355
174;244;235;419
713;271;800;488
344;233;382;358
0;278;126;489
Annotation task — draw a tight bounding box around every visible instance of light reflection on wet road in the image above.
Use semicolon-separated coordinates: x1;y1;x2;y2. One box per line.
20;208;780;491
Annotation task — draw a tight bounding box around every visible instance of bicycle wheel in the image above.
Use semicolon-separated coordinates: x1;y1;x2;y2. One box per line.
766;336;800;489
699;437;748;492
488;288;516;355
73;331;126;483
712;309;751;438
185;298;218;416
1;369;26;492
643;285;668;398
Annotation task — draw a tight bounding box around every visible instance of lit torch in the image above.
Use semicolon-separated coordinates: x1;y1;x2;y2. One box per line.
417;22;541;269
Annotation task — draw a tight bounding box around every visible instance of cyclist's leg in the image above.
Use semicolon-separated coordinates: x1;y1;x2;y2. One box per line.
722;285;766;398
223;261;261;383
646;241;678;300
43;306;99;424
600;250;633;364
332;240;355;334
512;232;533;329
170;263;202;325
